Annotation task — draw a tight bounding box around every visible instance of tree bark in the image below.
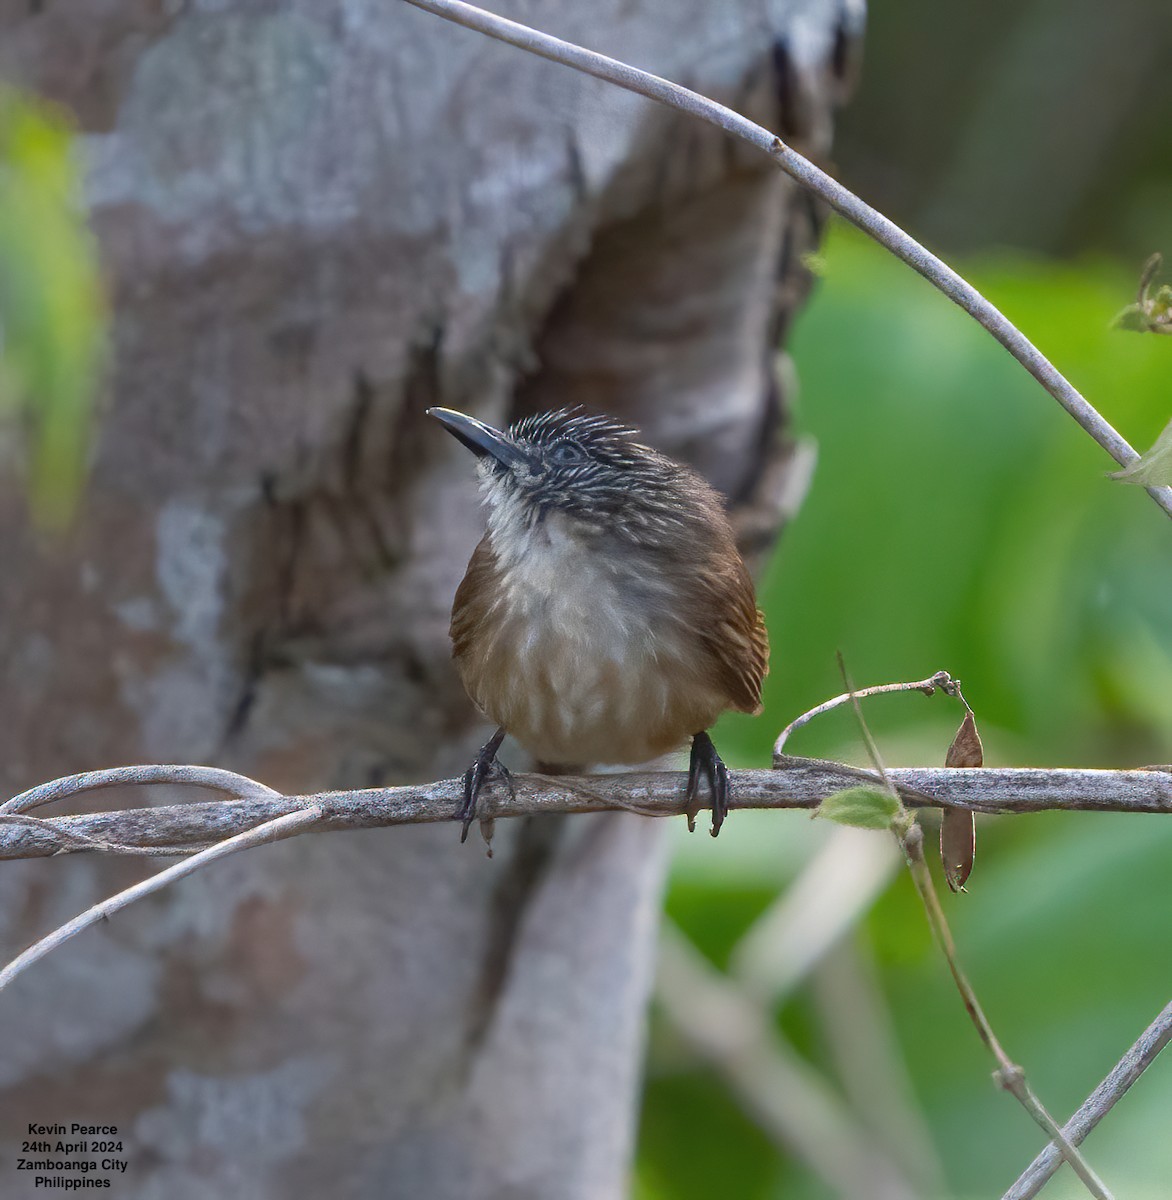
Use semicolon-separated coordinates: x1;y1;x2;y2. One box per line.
0;2;860;1196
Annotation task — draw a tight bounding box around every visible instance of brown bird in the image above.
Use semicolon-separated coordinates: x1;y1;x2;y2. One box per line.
429;406;769;840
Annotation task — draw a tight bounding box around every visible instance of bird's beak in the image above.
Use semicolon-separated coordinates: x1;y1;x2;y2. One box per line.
427;407;527;469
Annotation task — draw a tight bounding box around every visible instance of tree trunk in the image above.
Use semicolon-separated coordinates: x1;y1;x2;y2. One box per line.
0;3;859;1196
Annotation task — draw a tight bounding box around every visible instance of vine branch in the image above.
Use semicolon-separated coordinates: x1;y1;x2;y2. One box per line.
1;761;1170;862
773;670;961;757
400;0;1172;522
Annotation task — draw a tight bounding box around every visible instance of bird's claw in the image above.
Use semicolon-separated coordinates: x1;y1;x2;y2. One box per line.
686;731;731;837
460;727;512;843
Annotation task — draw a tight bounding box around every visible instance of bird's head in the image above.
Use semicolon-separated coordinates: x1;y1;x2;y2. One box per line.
427;406;704;542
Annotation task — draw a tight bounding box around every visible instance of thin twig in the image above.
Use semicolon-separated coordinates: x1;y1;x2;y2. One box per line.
1;762;1171;860
1003;999;1172;1200
400;0;1172;522
828;664;1113;1200
0;806;323;994
773;670;958;757
899;824;1112;1200
839;656;899;797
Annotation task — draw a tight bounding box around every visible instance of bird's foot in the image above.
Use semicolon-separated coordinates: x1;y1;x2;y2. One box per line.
686;731;731;837
460;727;513;844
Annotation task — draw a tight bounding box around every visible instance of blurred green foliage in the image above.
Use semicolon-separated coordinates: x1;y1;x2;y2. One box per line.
0;85;104;529
637;223;1172;1200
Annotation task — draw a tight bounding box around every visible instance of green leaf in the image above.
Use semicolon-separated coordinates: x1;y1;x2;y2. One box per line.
817;786;899;830
1111;304;1154;333
0;85;106;529
1111;419;1172;487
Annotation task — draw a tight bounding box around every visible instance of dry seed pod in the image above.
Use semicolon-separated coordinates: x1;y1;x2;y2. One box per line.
941;710;982;891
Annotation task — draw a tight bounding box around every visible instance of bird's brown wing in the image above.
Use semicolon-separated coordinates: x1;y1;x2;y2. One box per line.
450;533;501;662
695;552;769;715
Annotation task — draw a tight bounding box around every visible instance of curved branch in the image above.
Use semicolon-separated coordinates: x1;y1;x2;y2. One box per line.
400;0;1172;522
773;671;959;757
0;807;323;994
1003;999;1172;1200
0;763;279;815
1;759;1170;861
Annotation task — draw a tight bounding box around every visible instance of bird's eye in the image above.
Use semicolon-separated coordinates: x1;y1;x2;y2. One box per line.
548;441;585;466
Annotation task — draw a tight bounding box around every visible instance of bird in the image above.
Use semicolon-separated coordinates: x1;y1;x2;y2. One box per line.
428;405;769;840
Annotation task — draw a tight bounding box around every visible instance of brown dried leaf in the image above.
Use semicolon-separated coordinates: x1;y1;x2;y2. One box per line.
941;807;975;892
946;710;984;768
941;710;982;891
